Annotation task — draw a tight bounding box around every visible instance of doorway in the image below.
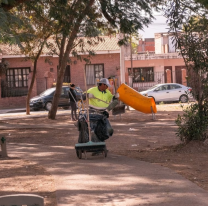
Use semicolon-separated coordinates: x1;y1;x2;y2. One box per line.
175;66;186;84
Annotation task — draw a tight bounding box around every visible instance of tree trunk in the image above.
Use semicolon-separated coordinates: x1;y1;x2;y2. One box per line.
26;61;36;115
48;0;95;120
26;46;43;115
47;36;67;119
48;64;66;119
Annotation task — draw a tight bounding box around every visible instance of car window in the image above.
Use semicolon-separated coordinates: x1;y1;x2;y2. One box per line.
65;88;70;95
169;84;182;90
156;85;169;91
61;88;65;95
39;88;56;96
148;85;161;90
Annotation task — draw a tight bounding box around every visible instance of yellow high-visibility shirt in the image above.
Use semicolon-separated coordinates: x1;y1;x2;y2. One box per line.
87;87;113;108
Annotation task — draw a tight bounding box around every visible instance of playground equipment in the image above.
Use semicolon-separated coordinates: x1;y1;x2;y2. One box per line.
117;83;157;118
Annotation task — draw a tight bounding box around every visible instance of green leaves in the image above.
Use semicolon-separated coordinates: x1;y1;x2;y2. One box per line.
165;0;208;142
175;103;208;142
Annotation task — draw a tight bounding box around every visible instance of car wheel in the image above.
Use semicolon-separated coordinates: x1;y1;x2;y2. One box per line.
45;102;52;111
179;95;188;103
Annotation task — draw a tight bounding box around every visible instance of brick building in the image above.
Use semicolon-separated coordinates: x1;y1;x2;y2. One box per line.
124;33;188;91
0;33;190;109
0;36;120;109
137;38;155;53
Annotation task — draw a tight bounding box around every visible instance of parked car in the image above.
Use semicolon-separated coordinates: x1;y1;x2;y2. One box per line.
30;86;83;111
140;83;192;103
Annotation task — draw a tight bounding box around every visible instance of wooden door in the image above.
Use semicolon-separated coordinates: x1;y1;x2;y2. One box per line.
175;66;186;84
164;66;172;83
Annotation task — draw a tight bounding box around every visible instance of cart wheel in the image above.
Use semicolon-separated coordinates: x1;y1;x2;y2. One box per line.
76;149;82;159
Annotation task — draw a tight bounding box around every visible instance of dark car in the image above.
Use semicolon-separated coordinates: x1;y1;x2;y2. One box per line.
30;86;83;111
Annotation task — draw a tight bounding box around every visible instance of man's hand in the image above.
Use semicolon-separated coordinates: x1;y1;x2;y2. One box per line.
88;93;95;99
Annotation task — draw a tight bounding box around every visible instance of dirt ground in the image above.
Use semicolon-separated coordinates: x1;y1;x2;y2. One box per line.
1;103;208;205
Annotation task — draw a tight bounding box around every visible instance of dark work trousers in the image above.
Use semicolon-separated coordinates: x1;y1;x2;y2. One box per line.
70;101;78;121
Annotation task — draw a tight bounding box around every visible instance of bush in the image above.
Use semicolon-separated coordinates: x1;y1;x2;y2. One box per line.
175;103;208;143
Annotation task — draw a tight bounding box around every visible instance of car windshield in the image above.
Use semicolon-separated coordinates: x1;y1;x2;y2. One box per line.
39;88;56;96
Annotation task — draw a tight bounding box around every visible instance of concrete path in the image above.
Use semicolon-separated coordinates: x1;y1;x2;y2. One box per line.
1;111;208;206
0;109;69;121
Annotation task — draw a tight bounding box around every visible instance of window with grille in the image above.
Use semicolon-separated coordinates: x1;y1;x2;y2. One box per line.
6;67;30;87
85;64;104;85
128;67;154;82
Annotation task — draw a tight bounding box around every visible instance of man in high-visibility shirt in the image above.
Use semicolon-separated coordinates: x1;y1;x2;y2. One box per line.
87;78;114;108
86;78;117;152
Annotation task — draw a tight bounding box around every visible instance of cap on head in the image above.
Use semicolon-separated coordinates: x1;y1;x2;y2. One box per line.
71;83;75;87
98;78;110;87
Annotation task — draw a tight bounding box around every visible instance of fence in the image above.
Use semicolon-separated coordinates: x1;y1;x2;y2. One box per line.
131;71;188;92
1;79;28;98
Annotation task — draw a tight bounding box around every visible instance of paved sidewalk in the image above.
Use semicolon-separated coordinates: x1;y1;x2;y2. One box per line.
0;107;26;114
0;109;69;120
1;112;208;206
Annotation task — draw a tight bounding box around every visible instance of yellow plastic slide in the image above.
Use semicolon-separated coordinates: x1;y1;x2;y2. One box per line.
117;83;157;114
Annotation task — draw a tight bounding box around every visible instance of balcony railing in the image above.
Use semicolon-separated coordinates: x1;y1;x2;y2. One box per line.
125;53;183;61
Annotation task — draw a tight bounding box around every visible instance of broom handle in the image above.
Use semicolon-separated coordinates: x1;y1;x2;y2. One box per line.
83;68;91;141
113;77;117;94
93;97;109;104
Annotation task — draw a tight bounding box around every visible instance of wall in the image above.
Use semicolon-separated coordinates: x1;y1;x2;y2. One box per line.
138;38;155;52
124;57;186;90
169;36;176;53
0;95;26;109
0;53;120;109
69;53;120;90
0;72;26;108
0;58;33;109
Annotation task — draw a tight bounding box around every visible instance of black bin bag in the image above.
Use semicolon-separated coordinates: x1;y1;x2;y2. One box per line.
94;117;113;141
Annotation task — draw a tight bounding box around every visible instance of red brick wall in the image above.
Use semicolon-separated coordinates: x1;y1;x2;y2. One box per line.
69;53;120;90
0;53;120;109
138;39;155;52
138;40;144;52
0;96;26;109
0;63;28;109
145;42;155;52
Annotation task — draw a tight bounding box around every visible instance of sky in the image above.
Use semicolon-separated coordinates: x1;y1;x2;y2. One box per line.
139;15;169;39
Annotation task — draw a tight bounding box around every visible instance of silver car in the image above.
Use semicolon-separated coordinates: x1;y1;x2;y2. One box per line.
140;83;192;103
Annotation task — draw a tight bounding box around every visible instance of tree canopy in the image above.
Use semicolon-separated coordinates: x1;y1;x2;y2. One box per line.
164;0;208;142
1;0;162;119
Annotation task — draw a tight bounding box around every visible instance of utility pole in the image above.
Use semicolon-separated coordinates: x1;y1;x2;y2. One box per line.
120;33;125;84
129;35;133;88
